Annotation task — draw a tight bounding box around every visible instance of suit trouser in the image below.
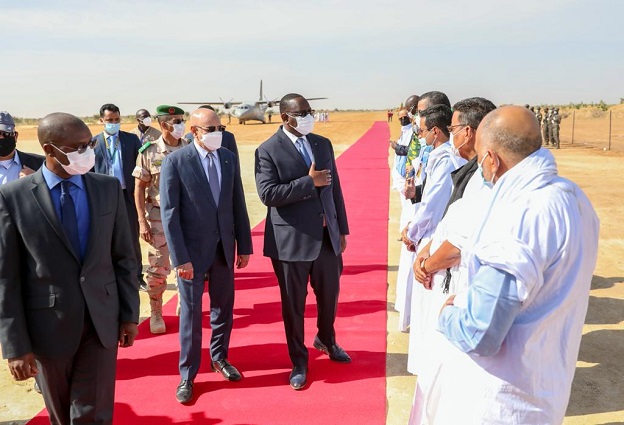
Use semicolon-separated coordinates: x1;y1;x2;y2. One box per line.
123;190;144;285
35;314;118;425
271;229;343;368
178;242;234;381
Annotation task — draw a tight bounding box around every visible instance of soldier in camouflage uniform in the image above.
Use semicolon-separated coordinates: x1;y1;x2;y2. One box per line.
551;108;561;149
542;107;550;145
133;105;189;334
547;109;555;147
535;107;543;127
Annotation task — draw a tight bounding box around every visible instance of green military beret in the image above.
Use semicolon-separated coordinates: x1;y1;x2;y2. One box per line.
155;105;185;116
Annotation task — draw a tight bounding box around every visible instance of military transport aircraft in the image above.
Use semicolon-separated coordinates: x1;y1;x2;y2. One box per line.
178;80;326;124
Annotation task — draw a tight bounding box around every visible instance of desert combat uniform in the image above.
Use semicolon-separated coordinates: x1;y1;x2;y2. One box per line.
551;109;561;149
542;108;551;145
132;135;189;332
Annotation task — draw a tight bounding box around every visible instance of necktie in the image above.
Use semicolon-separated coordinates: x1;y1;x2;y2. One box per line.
296;138;312;168
60;181;81;260
208;152;220;206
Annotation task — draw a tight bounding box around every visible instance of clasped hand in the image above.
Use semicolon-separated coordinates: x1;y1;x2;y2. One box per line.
309;162;331;187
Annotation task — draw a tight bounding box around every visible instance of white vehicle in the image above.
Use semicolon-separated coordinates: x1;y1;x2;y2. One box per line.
179;80;326;124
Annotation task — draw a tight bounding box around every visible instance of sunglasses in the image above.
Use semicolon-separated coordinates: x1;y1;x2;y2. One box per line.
195;125;226;133
286;109;315;118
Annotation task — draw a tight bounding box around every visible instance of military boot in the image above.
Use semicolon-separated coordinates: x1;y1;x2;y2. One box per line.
150;298;166;334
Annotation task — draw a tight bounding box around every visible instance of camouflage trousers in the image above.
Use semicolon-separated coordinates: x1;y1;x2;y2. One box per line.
146;220;171;302
542;124;550;144
552;126;560;148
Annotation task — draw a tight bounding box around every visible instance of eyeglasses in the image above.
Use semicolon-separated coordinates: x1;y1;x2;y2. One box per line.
447;124;468;133
418;127;432;136
170;119;186;125
51;137;98;154
195;125;226;133
0;131;16;138
286;109;315;118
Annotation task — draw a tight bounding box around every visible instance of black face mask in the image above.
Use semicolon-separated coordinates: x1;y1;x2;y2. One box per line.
0;136;16;157
399;117;411;126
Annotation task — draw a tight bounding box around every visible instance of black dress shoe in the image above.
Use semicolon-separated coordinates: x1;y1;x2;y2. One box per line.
313;336;352;363
176;380;193;404
289;366;307;390
212;359;242;381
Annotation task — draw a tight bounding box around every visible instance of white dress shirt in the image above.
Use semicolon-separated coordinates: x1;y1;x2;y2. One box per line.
194;141;222;185
282;127;315;164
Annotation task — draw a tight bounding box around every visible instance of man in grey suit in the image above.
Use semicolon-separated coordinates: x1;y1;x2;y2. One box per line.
255;93;350;391
93;103;145;290
160;108;252;404
0;113;139;424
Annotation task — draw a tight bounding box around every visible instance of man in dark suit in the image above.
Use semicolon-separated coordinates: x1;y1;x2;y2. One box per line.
0;112;139;424
254;93;350;391
160;108;253;404
0;111;45;185
93;103;145;290
184;105;239;157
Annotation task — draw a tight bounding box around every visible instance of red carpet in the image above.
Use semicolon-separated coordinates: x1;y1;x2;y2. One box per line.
29;121;391;425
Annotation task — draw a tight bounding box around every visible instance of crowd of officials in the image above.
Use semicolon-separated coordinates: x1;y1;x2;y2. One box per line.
388;92;598;424
0;94;350;424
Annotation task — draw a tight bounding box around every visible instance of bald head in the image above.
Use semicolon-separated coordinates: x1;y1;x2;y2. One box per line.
38;113;90;147
404;95;420;114
477;105;542;163
190;108;221;128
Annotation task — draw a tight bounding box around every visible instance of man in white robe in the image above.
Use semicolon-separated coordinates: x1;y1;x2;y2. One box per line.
410;106;599;424
401;105;466;373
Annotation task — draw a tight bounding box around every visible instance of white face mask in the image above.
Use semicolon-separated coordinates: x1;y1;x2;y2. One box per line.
52;145;95;175
170;123;185;139
449;132;468;158
200;131;222;151
141;117;152;126
291;114;315;136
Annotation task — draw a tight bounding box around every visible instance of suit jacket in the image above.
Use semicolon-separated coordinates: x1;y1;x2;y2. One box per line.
443;156;478;217
0;170;139;359
93;131;142;195
16;150;45;171
184;131;239;157
159;144;252;272
255;127;349;262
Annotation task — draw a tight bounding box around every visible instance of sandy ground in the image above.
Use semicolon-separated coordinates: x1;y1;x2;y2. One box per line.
1;111;623;424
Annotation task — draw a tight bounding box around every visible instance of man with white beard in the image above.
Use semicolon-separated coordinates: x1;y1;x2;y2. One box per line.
409;105;599;424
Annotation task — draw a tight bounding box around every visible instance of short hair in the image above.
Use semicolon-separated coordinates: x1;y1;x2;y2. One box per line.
279;93;304;113
200;105;215;111
100;103;120;117
419;91;451;109
421;104;453;137
452;97;497;130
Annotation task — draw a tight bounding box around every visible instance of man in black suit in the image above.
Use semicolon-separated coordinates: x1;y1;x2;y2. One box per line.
255;93;351;391
0;111;45;185
0;112;139;424
184;105;239;157
160;107;253;404
93;103;145;290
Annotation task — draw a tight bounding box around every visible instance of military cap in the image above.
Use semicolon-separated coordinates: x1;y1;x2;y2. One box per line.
155;105;185;116
0;111;16;132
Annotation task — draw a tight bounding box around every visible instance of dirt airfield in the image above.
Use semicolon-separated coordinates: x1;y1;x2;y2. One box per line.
0;110;622;424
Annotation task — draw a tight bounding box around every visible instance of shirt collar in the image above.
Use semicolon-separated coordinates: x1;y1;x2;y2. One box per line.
0;151;20;168
41;164;85;190
103;130;119;139
282;126;307;145
193;141;218;160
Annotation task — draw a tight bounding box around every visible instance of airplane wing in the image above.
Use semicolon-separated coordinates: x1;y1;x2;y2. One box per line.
177;101;242;105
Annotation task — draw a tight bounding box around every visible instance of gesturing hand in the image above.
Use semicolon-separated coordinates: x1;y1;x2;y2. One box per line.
309;162;331;187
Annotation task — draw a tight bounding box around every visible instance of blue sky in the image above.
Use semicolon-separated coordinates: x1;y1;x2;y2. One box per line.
2;0;623;117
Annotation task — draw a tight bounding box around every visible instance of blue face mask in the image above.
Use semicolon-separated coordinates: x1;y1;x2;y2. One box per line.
478;151;495;188
104;123;121;135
